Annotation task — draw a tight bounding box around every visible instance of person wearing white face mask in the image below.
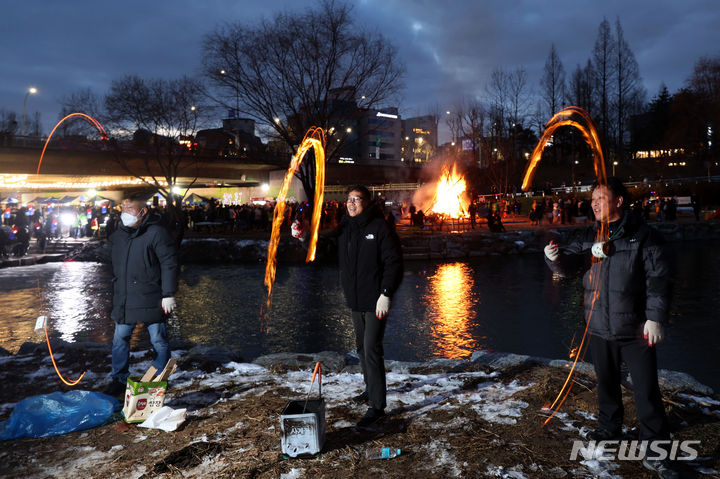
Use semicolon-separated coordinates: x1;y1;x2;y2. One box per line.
99;193;178;397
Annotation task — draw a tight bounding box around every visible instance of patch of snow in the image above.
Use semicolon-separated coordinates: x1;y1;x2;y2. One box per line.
676;393;720;407
280;467;305;479
701;407;720;418
485;464;528;478
419;438;462;477
577;459;621;478
331;420;354;428
574;410;597;421
696;467;720;474
224;362;268;374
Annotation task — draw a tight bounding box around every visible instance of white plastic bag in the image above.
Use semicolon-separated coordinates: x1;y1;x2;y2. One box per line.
137;406;187;432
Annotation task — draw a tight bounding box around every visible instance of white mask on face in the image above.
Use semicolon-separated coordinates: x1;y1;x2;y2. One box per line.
120;211;140;227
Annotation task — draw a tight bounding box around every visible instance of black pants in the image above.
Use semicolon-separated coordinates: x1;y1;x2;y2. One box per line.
352;311;387;410
590;334;669;440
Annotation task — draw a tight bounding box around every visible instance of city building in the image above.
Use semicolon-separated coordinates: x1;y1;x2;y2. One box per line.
357;107;402;165
401;115;438;164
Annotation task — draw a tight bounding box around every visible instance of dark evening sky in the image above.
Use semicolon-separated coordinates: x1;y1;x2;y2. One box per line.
1;0;718;141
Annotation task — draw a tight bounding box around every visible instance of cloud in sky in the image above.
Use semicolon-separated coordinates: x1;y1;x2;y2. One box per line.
1;0;718;138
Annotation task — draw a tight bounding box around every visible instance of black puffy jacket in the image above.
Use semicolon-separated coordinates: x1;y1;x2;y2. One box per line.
338;207;403;312
547;211;671;340
104;212;178;325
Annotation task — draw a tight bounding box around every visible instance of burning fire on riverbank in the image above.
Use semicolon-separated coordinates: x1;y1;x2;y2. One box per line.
413;163;470;218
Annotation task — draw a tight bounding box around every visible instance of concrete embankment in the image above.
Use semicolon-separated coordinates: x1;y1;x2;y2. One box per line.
6;220;720;267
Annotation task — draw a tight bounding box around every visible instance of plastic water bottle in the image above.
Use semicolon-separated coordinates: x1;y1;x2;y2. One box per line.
365;447;401;460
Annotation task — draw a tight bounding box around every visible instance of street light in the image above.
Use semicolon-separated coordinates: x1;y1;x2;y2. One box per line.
23;87;38;136
612;161;618;176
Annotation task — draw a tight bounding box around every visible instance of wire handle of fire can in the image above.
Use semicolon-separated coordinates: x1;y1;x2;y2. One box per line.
302;361;322;413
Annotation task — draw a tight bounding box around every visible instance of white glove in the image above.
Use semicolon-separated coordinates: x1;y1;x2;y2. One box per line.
162;297;177;314
544;241;559;262
591;242;608;259
643;320;664;346
375;294;391;319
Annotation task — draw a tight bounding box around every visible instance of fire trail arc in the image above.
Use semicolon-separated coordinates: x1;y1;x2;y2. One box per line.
262;127;326;322
521;106;610;426
34;112;108;385
37;112;108;175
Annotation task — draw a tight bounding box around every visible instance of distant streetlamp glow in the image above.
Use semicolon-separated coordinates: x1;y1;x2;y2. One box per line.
23;87;38;136
612;160;618;176
346;127;352;134
274;117;281;124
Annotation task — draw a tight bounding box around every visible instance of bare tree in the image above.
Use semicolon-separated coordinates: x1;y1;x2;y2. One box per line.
567;60;597;116
540;44;566;119
104;74;208;241
0;110;19;146
613;18;645;159
58;88;105;137
201;0;404;203
592;18;617;151
448;98;486;167
686;53;720;157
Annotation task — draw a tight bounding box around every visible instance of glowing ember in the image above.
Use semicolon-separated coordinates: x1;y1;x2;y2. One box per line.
263;127;326;321
521;106;611;428
37;112;107;175
429;164;468;218
521;106;606;192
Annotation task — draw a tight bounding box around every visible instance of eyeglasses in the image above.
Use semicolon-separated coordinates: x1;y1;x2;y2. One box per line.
121;204;142;213
346;196;364;203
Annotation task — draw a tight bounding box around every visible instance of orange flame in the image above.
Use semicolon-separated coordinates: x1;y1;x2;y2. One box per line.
521;106;606;192
37;112;107;175
429;164;468;218
524;107;611;427
263;127;326;318
569;346;579;360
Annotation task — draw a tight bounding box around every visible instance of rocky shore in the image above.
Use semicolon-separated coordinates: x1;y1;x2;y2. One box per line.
61;219;720;265
1;341;718;478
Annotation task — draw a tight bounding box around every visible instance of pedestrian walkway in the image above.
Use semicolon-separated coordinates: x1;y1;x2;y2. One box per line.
0;237;94;269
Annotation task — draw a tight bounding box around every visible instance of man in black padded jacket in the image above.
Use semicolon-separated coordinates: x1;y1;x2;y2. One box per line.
338;185;403;428
544;178;677;479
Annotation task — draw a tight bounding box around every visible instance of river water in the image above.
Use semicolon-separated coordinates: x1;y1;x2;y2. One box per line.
1;241;718;391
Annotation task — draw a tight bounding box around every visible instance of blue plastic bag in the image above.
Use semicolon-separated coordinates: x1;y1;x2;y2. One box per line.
0;390;120;440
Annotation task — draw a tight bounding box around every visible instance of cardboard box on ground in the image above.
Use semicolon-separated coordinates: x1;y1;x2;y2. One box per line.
122;358;177;423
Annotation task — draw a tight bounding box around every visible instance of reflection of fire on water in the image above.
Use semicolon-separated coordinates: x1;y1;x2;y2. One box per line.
414;163;469;219
426;263;478;358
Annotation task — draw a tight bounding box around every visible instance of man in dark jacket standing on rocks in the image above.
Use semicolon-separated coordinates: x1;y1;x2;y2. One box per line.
544;178;677;479
338;185;403;427
103;193;178;396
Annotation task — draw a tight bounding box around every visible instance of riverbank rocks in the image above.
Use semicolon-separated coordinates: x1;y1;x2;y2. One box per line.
176;345;244;373
48;220;720;265
252;351;346;373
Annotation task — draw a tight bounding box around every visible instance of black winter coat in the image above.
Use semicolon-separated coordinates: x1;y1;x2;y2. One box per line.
103;212;178;325
546;211;670;340
338;208;403;312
